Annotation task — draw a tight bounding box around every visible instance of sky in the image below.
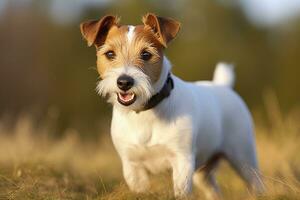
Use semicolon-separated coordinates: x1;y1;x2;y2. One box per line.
49;0;110;24
0;0;300;27
238;0;300;26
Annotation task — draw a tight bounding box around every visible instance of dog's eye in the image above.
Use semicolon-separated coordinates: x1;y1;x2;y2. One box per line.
140;51;152;61
104;51;116;60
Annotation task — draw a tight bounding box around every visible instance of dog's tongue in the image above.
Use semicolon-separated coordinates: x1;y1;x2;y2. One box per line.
120;93;134;101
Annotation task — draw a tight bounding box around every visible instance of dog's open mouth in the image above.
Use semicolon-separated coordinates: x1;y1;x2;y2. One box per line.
117;92;136;106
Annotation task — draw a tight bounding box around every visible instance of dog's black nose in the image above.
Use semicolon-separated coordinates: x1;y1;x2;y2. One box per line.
117;75;134;91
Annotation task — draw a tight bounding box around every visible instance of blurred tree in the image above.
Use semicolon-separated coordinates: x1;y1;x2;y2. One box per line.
0;0;299;135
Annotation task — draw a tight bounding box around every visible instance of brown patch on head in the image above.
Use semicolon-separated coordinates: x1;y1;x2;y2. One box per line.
142;13;181;48
96;24;165;82
134;25;165;82
80;14;180;83
80;15;120;47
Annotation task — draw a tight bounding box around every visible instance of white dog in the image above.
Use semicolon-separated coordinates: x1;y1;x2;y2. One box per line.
80;13;264;199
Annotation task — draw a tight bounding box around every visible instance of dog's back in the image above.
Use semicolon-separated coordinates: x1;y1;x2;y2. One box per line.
188;63;263;193
190;63;257;164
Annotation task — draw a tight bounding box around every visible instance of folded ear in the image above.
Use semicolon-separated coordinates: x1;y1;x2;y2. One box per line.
142;13;180;47
80;15;119;47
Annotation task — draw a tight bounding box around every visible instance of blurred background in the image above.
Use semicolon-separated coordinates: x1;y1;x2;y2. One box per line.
0;0;300;135
0;1;300;199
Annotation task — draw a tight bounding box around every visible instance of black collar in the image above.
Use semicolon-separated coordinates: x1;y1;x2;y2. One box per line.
140;73;174;112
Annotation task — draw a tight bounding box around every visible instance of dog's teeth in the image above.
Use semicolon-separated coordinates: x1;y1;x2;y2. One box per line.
129;95;134;100
118;93;135;102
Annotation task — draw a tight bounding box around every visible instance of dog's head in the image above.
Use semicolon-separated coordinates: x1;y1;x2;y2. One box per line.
80;13;180;111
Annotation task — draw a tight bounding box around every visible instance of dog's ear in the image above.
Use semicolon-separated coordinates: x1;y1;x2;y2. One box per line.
142;13;180;47
80;15;119;47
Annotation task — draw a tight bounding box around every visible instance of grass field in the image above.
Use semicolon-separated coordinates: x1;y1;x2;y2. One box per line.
0;96;299;200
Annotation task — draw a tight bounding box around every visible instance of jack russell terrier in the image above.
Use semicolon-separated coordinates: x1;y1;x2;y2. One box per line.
80;13;264;199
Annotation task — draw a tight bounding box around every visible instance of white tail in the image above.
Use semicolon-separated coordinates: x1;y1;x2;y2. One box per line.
213;62;235;88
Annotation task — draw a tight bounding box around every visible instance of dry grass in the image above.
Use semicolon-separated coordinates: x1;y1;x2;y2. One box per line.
0;95;299;199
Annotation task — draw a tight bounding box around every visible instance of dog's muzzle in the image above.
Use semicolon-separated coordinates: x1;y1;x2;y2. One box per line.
117;75;136;106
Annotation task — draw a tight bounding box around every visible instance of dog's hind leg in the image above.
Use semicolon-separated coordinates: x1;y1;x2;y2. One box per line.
226;155;265;195
224;145;265;195
193;171;221;200
193;154;222;200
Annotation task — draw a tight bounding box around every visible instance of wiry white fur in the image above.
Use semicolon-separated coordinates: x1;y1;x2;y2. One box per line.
213;62;235;87
108;57;264;198
127;25;135;43
96;66;153;111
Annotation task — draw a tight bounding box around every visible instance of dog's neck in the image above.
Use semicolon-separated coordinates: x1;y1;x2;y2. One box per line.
136;56;173;112
139;72;173;112
153;56;172;94
114;56;174;114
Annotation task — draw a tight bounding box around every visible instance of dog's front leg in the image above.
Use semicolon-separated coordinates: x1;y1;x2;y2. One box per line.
122;160;150;193
172;155;195;198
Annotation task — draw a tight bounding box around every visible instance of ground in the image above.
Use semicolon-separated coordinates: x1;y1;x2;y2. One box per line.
0;97;299;199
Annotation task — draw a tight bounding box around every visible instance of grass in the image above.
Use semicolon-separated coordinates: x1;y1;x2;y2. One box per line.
0;94;299;199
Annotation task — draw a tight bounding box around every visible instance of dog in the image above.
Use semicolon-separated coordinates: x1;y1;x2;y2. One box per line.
80;13;264;199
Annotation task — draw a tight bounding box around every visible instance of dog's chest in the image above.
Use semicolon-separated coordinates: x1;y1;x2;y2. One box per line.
128;117;153;144
112;110;175;173
127;144;173;173
118;126;173;173
112;110;165;145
